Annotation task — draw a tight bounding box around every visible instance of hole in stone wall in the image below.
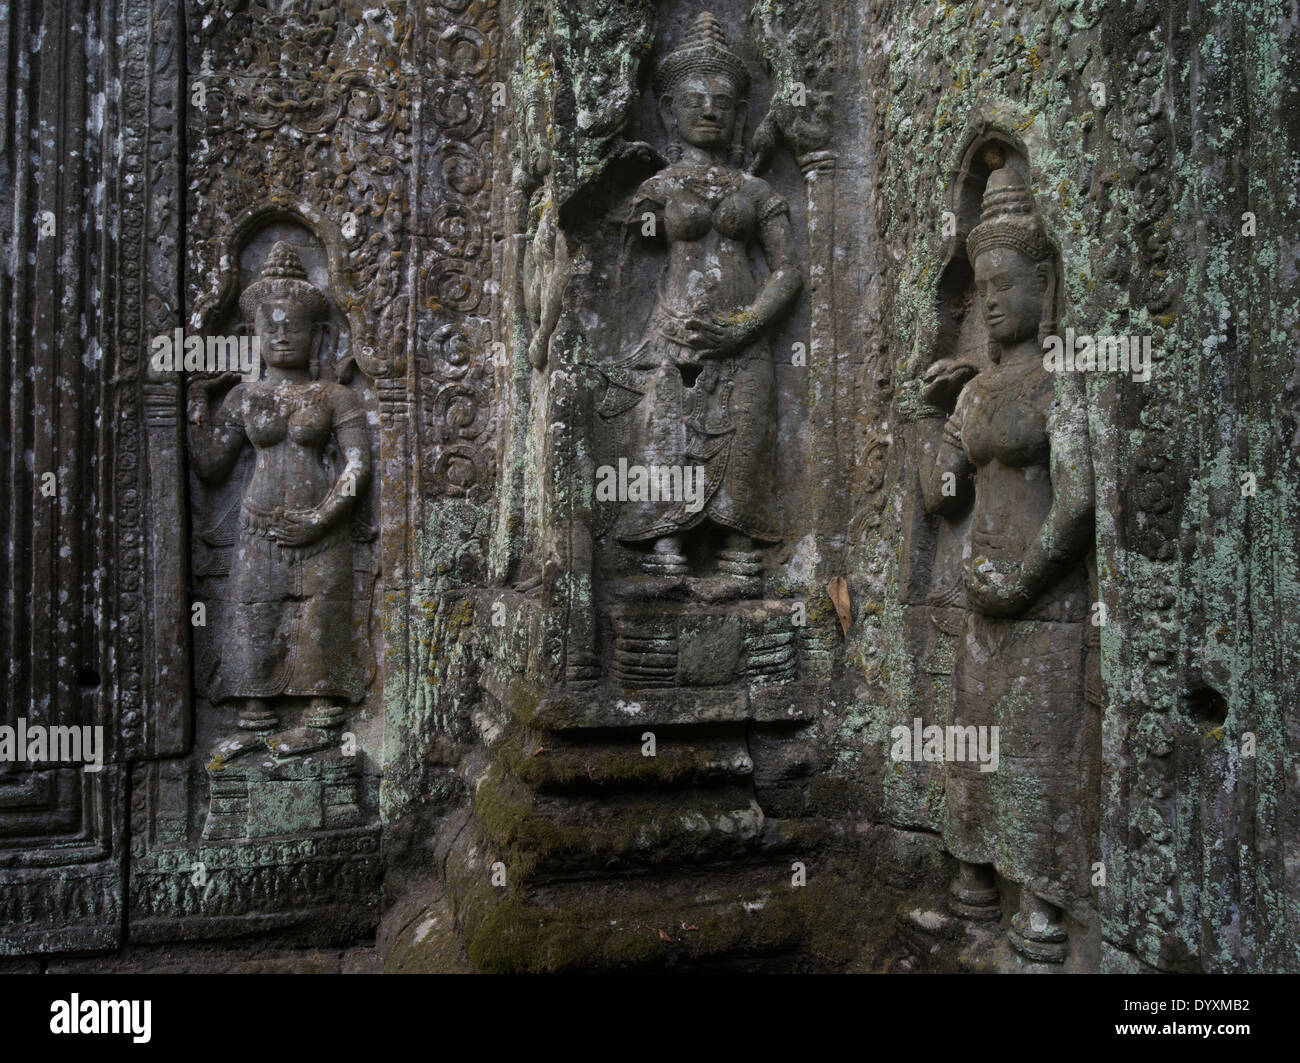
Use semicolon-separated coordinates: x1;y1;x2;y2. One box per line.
77;668;101;688
1185;685;1228;727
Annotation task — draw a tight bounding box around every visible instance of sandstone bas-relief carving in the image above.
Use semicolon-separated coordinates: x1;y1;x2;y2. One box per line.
918;156;1097;963
186;241;373;836
599;12;802;595
4;0;1296;977
517;77;572;374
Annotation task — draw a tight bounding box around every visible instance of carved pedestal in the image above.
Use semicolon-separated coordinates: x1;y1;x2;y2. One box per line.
129;826;382;946
204;750;363;841
442;592;836;971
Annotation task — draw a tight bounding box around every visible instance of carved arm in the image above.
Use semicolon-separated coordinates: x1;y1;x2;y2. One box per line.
688;210;802;359
917;362;978;515
315;417;372;529
1013;391;1094;605
186;376;245;482
918;414;973;516
745;210;803;338
525;203;570;371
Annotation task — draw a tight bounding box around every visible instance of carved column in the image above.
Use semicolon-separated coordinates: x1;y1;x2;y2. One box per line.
0;0;123;953
751;0;842;665
798;150;841;548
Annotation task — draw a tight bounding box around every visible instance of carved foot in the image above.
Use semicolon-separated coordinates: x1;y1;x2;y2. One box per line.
236;698;277;732
610;573;689;600
304;697;345;730
1008;893;1068;964
704;540;763;598
643;557;689;577
717;546;762;578
207;730;270;770
949;860;1001;922
643;535;689;576
513;571;543;594
265;726;336;759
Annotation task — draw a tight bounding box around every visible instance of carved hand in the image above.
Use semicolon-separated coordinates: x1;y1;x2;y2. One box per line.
272;508;329;547
185;384;207;425
922;358;981;411
186;372;241;425
613;140;668;172
682;315;757;359
964;555;1032;617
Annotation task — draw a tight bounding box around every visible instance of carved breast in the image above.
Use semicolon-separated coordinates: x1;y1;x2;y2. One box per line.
713;193;756;240
962;372;1051;469
288;392;333;447
664;192;757;243
665;196;713;241
241;383;333;450
243;388;289;446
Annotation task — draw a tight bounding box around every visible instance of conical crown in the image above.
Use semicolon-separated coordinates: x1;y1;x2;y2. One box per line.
655;12;749;96
966;159;1054;265
239;240;329;321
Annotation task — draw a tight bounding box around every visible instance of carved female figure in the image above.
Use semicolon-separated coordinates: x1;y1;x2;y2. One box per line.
516;77;569;373
601;13;801;588
188;242;372;761
919;161;1095;962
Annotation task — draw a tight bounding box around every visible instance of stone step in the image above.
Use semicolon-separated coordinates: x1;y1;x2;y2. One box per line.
528;684;815;730
497;730;756;793
472;767;824;876
447;854;831;973
483;669;818;733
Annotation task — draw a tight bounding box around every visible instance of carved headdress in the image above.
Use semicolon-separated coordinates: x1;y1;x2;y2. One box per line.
239;241;330;321
966;157;1054;265
655;12;749;97
966;152;1059;350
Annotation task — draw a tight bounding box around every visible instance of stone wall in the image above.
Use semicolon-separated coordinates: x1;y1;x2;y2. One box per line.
1;0;1296;974
843;0;1300;973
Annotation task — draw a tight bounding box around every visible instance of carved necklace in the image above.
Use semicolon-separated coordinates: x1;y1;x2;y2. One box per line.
679;166;743;208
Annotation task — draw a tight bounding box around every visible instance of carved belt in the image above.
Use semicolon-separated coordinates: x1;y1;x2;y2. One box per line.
241;502;287;539
238;503;332;560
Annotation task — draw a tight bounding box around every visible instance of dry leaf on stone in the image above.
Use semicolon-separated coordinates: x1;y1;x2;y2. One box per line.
828;576;852;635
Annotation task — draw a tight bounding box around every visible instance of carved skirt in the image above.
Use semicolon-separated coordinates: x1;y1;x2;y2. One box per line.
211;512;365;704
601;313;780;544
941;610;1099;914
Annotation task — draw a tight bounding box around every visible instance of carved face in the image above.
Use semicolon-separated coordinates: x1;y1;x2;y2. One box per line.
255;298;314;370
972;246;1049;346
666;74;738;150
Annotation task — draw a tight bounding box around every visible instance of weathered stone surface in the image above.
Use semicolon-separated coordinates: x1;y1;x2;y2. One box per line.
1;0;1297;975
